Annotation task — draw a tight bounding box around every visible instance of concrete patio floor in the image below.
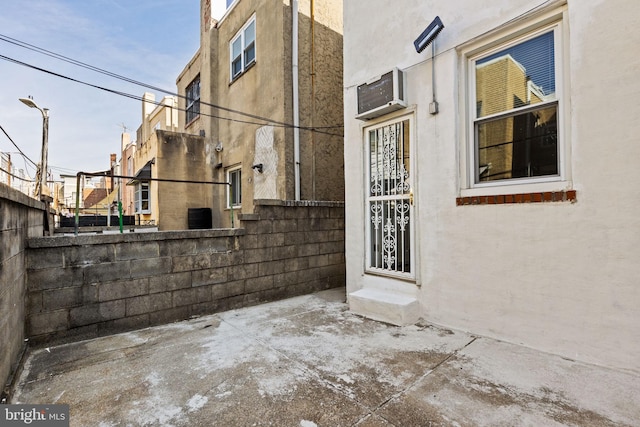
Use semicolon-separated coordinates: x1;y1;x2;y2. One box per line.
11;288;640;426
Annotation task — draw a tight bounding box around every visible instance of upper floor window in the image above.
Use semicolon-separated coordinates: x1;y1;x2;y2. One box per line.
468;20;564;187
230;16;256;80
186;75;200;125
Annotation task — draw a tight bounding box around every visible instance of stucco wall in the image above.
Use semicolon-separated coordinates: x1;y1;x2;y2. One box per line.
343;0;640;373
0;185;44;398
177;0;344;229
297;0;344;201
155;131;215;230
26;201;345;344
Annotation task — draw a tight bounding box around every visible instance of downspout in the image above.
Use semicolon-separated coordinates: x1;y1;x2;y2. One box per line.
292;0;301;200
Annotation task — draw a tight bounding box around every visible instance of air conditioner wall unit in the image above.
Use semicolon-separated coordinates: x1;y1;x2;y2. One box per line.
356;68;407;120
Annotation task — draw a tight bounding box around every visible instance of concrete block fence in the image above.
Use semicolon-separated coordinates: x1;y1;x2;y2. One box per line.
0;184;46;399
25;200;345;344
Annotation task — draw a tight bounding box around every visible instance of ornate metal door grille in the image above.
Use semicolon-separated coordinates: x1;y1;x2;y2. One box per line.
367;119;412;275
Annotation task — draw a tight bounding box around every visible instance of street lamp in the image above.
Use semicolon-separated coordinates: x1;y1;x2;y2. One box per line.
19;97;49;200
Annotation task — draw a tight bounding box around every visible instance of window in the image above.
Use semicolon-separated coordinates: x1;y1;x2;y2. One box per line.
468;20;563;187
227;167;241;208
135;182;150;214
186;75;200;124
127;156;132;177
365;116;414;278
230;16;256;80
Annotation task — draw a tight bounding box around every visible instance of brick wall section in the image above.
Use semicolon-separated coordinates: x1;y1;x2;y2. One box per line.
0;185;45;398
25;200;345;344
456;190;577;206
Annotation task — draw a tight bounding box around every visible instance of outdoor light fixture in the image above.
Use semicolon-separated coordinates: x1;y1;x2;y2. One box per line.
414;17;445;115
19;96;50;199
252;163;264;173
414;16;444;53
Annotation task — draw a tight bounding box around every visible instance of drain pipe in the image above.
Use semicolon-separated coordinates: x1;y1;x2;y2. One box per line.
310;0;316;199
292;0;301;200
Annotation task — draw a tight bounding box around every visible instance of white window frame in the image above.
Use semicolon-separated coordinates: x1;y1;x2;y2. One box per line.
226;166;242;209
364;113;416;280
230;15;256;81
459;6;571;197
135;181;151;214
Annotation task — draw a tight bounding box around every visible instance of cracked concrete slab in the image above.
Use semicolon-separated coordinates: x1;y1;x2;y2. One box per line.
11;288;640;426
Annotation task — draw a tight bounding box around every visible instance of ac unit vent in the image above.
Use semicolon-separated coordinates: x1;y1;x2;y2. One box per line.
356;68;407;120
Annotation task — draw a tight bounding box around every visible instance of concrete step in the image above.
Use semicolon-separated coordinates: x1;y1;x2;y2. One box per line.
348;288;420;326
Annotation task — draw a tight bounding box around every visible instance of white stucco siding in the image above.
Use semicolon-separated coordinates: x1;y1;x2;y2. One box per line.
344;0;640;372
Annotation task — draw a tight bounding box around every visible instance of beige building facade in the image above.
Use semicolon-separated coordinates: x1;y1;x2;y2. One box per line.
119;133;136;216
343;0;640;373
177;0;344;228
130;93;216;230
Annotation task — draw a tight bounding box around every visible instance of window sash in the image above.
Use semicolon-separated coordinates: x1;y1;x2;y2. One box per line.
230;16;256;80
186;75;200;124
227;169;241;208
469;23;562;187
135;182;150;213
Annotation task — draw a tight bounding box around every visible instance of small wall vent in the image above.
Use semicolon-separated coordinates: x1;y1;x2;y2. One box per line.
356;68;407;120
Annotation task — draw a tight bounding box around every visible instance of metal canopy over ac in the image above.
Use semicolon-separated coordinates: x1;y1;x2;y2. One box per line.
356;68;407;120
127;159;153;185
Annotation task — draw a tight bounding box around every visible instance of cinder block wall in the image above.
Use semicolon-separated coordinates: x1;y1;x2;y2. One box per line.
26;200;345;344
0;185;45;398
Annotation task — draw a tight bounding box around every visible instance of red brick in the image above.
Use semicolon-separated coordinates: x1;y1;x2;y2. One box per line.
456;197;463;206
514;194;524;203
523;193;533;203
505;194;514;204
532;193;543;203
543;192;553;202
566;190;577;201
496;195;505;204
463;197;471;205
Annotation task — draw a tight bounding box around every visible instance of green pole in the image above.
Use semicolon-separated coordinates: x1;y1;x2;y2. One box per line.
74;173;81;236
118;200;124;233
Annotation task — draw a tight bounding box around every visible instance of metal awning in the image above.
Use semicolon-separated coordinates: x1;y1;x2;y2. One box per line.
127;159;153;185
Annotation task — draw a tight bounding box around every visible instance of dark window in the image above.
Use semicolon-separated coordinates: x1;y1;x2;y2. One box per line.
186;75;200;124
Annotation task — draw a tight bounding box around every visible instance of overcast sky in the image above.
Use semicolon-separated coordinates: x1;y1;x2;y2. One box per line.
0;0;203;180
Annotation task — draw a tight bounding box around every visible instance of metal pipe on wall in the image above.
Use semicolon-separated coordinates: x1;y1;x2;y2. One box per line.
292;0;301;201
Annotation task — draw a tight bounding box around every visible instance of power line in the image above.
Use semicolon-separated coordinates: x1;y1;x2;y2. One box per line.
0;33;344;133
0;165;33;182
0;53;343;138
0;124;38;166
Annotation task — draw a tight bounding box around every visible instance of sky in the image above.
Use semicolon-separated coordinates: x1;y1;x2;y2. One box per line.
0;0;203;180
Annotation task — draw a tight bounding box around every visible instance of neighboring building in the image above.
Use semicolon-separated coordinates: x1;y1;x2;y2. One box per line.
343;0;640;374
176;0;344;228
1;152;33;196
59;174;90;213
130;92;215;230
119;133;136;216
